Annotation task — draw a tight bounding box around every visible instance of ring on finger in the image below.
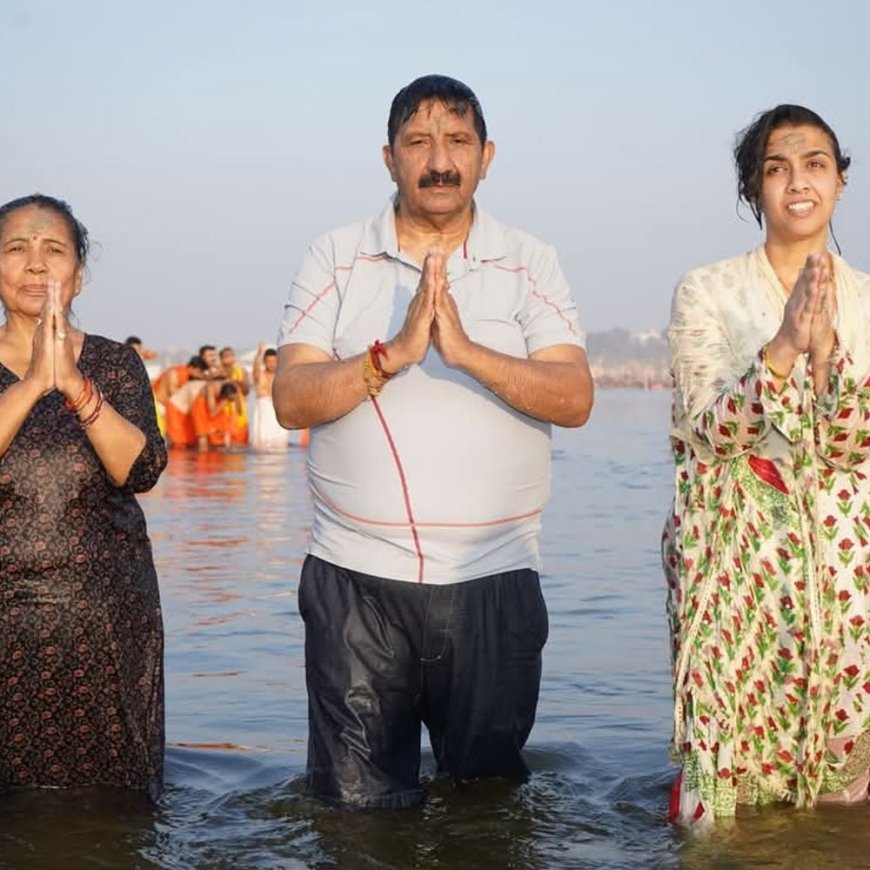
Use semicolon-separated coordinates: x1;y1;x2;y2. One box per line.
56;331;68;341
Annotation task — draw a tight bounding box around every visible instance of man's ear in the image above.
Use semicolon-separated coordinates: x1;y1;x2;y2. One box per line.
479;139;496;180
382;144;398;183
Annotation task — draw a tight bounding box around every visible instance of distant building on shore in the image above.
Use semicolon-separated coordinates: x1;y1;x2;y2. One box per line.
142;329;673;391
586;328;671;389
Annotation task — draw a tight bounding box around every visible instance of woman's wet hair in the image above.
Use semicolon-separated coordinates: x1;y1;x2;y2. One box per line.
0;194;90;264
387;74;487;147
734;105;851;228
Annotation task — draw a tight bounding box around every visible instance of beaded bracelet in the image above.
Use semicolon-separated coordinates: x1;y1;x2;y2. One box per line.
78;386;105;429
64;378;93;413
763;344;791;381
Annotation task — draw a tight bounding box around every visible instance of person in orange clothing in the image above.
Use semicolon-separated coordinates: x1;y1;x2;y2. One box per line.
153;356;191;404
162;357;208;447
219;346;250;396
218;347;250;445
190;380;244;451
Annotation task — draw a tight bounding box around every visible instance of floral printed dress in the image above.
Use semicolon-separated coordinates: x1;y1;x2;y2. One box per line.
0;336;167;799
663;247;870;825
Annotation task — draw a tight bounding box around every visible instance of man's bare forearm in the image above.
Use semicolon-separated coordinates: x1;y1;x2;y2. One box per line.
273;345;369;429
456;343;593;427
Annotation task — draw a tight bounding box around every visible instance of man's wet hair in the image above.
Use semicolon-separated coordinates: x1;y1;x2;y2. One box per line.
387;74;487;147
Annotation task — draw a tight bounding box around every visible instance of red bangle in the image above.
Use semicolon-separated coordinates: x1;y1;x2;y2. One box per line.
64;378;93;413
79;387;105;429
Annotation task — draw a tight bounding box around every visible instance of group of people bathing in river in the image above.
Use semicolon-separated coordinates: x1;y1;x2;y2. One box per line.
145;341;304;451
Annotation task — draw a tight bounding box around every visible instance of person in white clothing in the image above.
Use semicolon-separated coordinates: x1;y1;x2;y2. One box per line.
250;343;288;450
274;74;594;809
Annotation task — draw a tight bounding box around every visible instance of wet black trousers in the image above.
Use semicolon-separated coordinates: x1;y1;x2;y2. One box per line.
298;555;549;809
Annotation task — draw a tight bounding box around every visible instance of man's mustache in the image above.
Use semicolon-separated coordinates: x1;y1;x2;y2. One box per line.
419;171;461;188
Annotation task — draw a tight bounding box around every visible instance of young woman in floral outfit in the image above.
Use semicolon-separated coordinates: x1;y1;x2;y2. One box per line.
664;105;870;826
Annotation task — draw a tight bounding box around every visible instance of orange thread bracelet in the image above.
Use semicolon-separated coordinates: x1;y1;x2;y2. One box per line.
362;350;388;397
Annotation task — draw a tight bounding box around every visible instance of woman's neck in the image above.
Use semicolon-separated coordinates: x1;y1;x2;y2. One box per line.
764;234;830;293
0;312;39;347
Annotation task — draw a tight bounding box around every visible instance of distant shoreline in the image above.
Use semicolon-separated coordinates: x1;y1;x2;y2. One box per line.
594;380;670;390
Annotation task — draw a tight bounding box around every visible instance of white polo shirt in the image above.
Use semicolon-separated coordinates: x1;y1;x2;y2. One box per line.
279;199;584;584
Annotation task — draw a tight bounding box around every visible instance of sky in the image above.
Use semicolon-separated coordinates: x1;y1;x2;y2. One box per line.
3;0;870;356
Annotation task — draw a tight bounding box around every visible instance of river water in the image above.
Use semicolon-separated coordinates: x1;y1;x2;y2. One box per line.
1;390;868;868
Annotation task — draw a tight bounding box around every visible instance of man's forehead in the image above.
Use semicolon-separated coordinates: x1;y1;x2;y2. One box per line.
402;99;471;129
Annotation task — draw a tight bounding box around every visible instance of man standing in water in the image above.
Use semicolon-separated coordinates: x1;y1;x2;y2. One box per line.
251;343;289;450
274;74;593;808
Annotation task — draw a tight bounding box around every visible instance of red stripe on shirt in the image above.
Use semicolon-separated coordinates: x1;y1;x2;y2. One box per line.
492;263;578;337
309;480;543;528
284;254;388;338
284;278;337;337
331;342;425;582
369;395;426;581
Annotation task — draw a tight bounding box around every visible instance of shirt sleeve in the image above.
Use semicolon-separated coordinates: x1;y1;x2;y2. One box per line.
814;344;870;469
277;232;340;355
102;344;168;493
669;272;804;460
516;243;585;353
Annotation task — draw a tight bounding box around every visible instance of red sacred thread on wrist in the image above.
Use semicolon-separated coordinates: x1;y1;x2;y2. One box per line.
64;378;93;413
369;340;393;379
